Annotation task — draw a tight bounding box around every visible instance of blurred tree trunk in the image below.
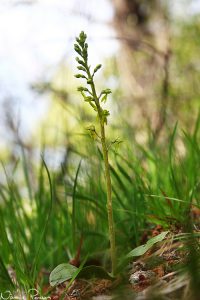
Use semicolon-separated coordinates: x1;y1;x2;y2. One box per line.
112;0;170;137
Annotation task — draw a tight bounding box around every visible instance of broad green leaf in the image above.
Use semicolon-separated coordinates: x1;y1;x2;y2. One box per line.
64;256;89;291
126;231;169;258
77;265;114;280
49;263;78;287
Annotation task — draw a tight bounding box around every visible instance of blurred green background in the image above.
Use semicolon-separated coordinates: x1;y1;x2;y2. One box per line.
0;0;199;160
0;0;200;293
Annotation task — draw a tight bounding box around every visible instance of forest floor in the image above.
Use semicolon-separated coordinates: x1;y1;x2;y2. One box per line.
47;224;200;300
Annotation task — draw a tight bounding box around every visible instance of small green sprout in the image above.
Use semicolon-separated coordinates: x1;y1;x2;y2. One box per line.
74;31;116;275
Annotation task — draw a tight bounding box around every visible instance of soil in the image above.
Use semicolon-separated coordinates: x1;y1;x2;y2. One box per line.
47;225;200;300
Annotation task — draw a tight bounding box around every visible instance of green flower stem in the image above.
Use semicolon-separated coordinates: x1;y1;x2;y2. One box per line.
88;74;116;275
100;123;116;276
74;31;116;275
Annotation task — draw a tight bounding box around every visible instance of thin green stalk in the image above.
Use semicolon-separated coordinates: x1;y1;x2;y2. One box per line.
74;31;116;274
100;124;116;274
72;160;82;251
90;73;116;275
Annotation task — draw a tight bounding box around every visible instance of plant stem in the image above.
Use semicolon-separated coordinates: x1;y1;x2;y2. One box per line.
74;31;116;274
88;71;116;275
100;122;116;275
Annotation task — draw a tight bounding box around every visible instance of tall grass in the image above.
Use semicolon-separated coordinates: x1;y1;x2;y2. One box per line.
0;114;199;292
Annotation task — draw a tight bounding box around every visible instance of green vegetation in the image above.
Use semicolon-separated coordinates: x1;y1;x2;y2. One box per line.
0;26;200;298
0;109;199;296
74;31;116;275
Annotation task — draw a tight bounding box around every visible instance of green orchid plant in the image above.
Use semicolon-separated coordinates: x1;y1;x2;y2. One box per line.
49;33;170;288
74;31;116;275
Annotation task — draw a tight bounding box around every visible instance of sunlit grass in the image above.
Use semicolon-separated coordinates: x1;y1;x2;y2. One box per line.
0;113;199;294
